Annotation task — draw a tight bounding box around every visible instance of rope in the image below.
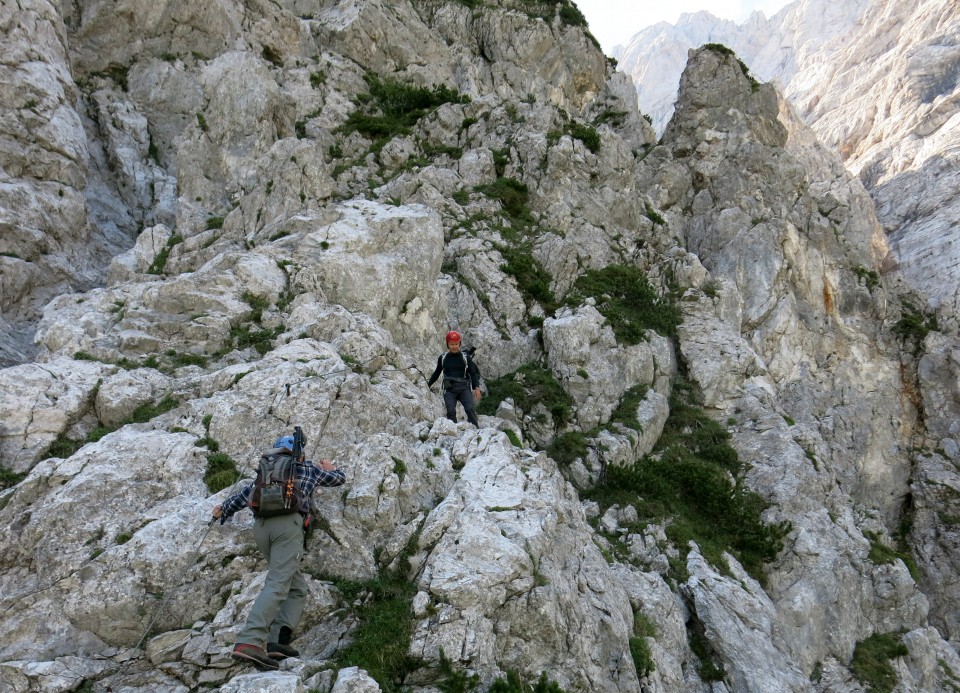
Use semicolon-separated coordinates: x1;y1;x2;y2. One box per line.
132;518;216;651
104;517;218;689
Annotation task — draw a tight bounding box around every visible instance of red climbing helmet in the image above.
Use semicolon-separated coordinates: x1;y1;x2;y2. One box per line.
445;330;461;344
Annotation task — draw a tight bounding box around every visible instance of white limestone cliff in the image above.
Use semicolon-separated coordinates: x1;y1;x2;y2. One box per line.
615;0;960;318
1;2;959;693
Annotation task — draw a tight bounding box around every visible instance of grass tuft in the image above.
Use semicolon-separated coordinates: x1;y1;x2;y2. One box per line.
851;632;908;693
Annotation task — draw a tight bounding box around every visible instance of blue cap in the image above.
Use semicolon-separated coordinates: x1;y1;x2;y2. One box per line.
274;435;295;450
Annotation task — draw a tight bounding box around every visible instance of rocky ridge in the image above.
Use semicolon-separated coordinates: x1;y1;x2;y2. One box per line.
1;1;959;692
615;0;960;317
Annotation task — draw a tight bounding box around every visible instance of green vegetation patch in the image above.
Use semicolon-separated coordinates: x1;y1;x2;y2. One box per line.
489;671;568;693
892;302;937;353
475;177;533;227
146;233;184;275
128;396;179;423
204;452;240;494
340;73;469;145
689;627;726;681
865;531;919;582
331;535;422;691
852;265;880;291
547;121;601;153
218;291;285;356
497;244;558;313
476;363;574;429
544;385;648;469
629;611;657;677
851;632;908;693
45;435;85;460
43;395;180;462
0;466;27;491
546;430;589;467
607;385;647;432
565;265;681;343
702;43;759;90
584;376;791;583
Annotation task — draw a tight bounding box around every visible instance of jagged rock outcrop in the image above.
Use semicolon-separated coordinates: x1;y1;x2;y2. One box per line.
616;0;960;319
0;0;130;367
1;1;959;693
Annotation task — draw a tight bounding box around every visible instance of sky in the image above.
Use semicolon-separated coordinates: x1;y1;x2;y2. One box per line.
575;0;795;54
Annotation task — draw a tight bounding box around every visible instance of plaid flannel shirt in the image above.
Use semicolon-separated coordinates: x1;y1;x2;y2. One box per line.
220;457;346;519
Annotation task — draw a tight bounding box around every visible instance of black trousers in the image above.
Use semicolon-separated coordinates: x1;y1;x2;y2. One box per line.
444;383;479;427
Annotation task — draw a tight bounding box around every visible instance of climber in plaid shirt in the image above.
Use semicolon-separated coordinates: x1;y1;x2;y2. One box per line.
212;433;345;670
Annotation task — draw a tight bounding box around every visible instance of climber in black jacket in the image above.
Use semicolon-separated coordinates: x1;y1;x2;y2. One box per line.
427;330;482;427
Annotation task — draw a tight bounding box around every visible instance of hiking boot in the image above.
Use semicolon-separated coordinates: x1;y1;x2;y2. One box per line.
231;643;279;670
267;641;300;659
278;626;294;645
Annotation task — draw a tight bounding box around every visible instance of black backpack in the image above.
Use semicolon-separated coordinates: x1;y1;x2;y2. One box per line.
248;451;308;517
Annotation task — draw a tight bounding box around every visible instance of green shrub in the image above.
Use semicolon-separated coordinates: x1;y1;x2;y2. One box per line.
146;233;184;275
340;73;468;144
195;436;219;452
702;42;735;57
892;303;937;351
331;537;421;691
241;290;270;322
865;531;919;582
567;122;600;153
85;426;113;443
477;363;574;428
585;376;790;583
702;43;758;90
593;110;627;128
644;202;664;225
170;352;208;368
229;324;284;355
608;385;647;431
852;265;880;291
43;396;178;462
689;629;725;681
630;636;654;677
498;244;557;312
436;647;480;692
565;265;681;343
548;122;601;153
489;671;567;693
850;632;908;693
0;466;26;491
45;435;85;460
204;452;240;494
129;396;179;423
546;430;589;467
475;177;533;226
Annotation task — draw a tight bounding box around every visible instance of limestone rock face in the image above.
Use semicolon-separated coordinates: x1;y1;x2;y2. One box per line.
1;1;959;692
616;0;960;318
0;0;125;367
0;358;115;473
412;431;637;692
